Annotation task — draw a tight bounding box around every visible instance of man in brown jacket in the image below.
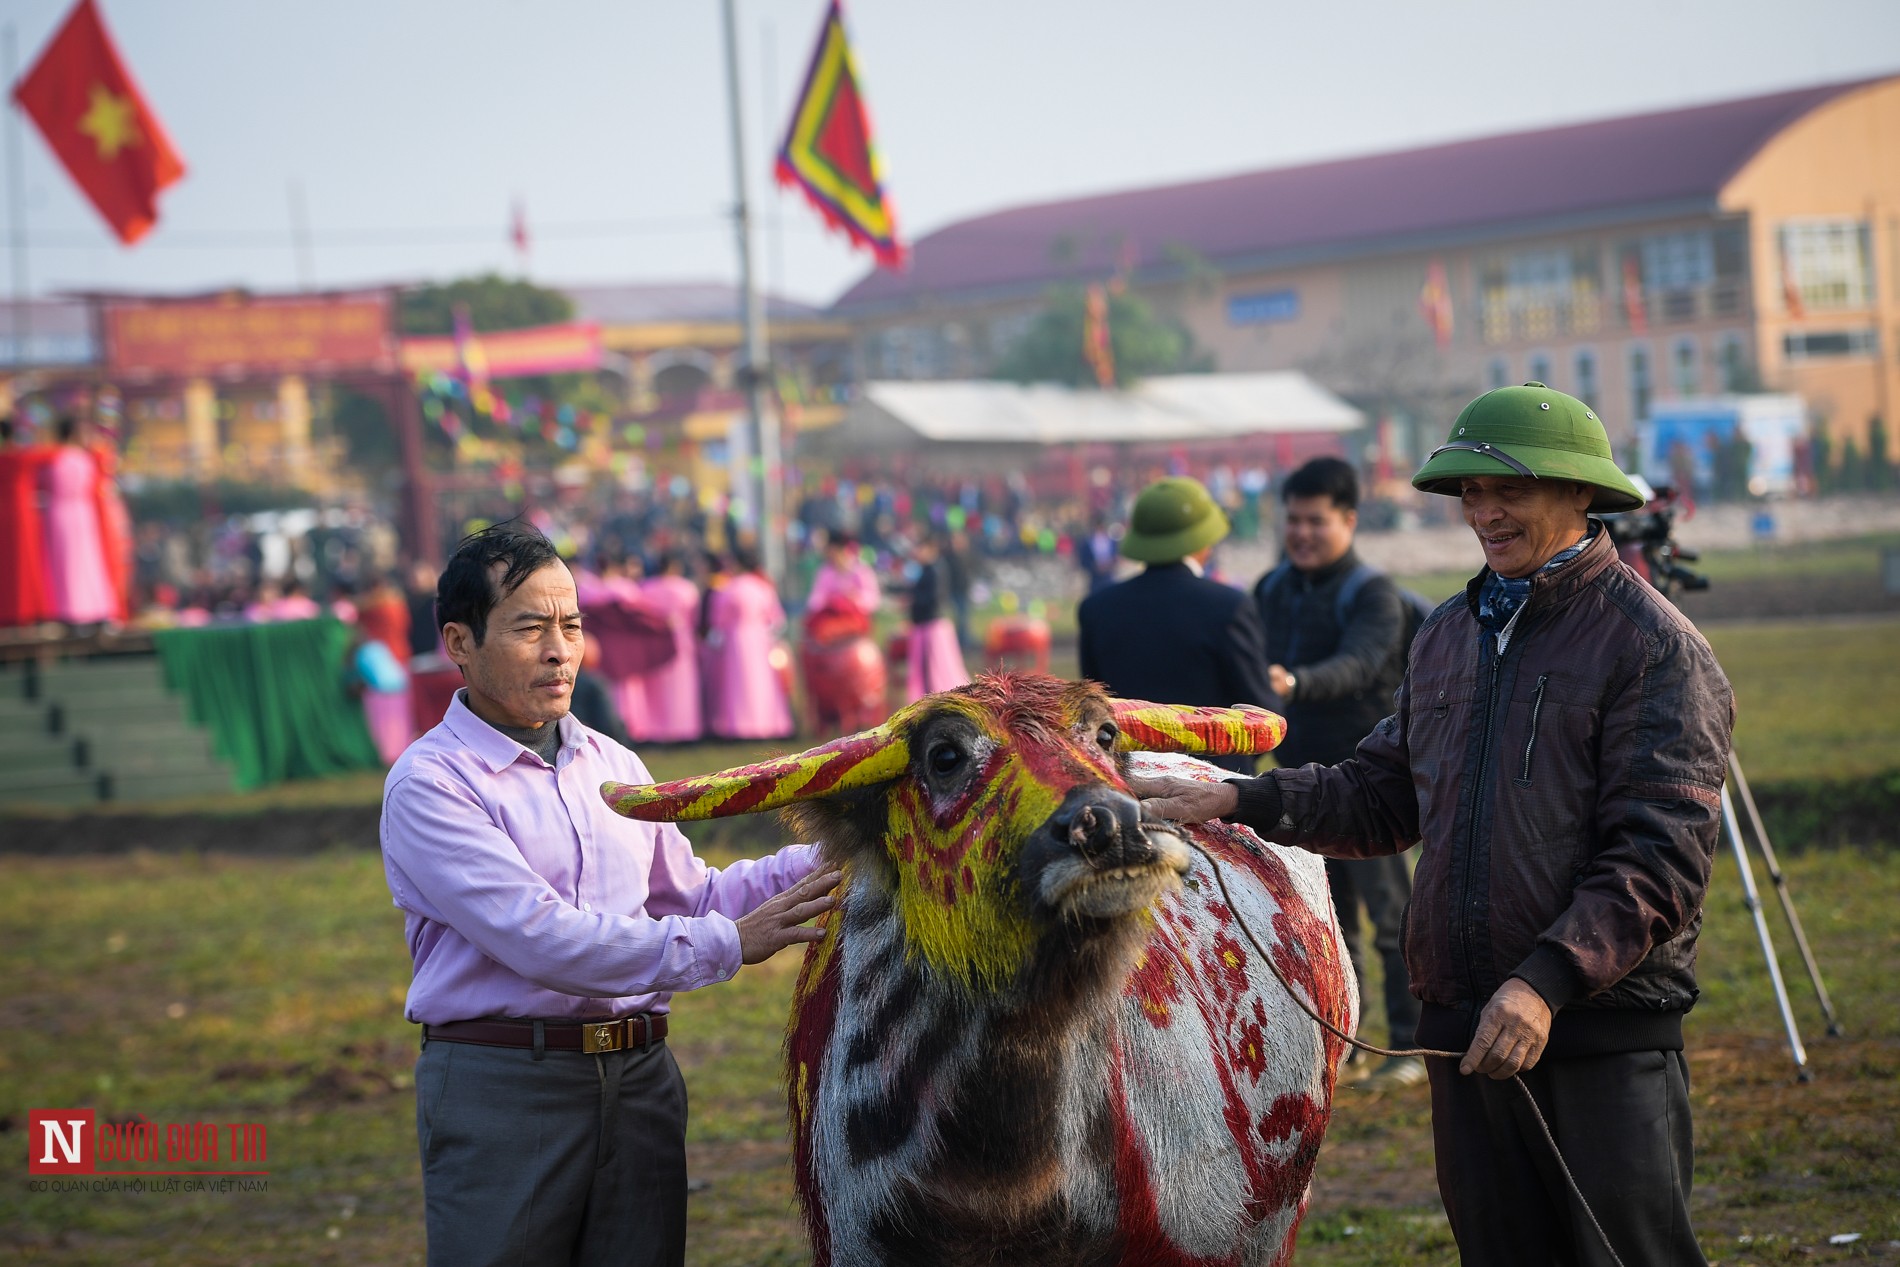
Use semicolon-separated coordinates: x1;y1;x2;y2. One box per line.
1136;383;1734;1267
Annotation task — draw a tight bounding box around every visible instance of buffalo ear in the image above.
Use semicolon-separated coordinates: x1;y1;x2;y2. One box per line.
780;790;887;873
1110;699;1286;756
602;724;910;821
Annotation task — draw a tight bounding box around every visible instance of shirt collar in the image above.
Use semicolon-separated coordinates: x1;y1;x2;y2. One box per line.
442;690;591;774
1291;545;1360;585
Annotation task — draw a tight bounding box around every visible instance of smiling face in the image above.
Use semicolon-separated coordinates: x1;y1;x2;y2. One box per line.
1459;476;1594;578
442;559;582;729
1281;493;1357;573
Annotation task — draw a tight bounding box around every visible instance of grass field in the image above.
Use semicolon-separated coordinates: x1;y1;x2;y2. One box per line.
3;602;1896;1262
1702;619;1900;783
3;842;1893;1266
1389;528;1900;605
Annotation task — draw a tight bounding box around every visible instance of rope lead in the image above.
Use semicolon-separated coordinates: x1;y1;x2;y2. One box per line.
1188;839;1628;1267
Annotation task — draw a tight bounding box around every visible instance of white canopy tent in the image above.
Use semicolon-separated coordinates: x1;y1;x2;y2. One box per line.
812;373;1364;455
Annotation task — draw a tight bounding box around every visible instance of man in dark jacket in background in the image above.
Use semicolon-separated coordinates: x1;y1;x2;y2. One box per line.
1136;384;1734;1267
1079;476;1280;774
1254;456;1421;1088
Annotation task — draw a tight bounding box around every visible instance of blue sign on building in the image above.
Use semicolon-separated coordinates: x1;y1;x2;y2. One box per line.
1226;289;1300;326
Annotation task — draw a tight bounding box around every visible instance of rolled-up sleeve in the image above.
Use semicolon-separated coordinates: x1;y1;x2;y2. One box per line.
384;771;747;999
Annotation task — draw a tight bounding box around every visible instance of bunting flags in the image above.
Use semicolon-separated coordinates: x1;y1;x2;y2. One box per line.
1417;259;1454;349
775;0;907;270
13;0;185;245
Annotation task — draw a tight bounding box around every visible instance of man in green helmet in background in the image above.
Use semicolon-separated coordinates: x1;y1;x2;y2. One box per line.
1135;384;1735;1265
1078;475;1281;774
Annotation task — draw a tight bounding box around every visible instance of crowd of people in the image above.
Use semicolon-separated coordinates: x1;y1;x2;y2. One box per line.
95;501;983;766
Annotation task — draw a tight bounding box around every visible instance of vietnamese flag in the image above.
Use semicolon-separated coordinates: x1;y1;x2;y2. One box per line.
13;0;185;245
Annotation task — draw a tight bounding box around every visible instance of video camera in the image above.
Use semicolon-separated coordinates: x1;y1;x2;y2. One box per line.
1603;477;1710;600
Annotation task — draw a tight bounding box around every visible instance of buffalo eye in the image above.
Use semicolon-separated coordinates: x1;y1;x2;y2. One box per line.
927;741;965;777
1096;722;1119;752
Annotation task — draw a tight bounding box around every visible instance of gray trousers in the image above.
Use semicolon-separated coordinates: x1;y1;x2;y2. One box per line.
1325;854;1420;1047
1428;1048;1708;1267
415;1036;688;1267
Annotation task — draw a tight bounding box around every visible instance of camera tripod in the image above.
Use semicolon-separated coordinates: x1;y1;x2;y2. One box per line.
1719;749;1845;1081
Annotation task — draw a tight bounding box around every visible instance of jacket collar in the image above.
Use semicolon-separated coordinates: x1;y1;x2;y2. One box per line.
1463;518;1615;619
1289;545;1362;588
442;689;590;774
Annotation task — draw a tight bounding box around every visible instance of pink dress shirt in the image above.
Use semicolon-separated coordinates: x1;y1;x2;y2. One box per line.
381;691;818;1024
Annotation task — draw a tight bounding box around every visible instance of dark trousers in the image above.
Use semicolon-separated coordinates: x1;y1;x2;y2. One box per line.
1427;1049;1708;1267
415;1037;688;1267
1326;855;1419;1046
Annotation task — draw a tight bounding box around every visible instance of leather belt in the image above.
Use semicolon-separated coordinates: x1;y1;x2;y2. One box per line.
425;1014;667;1054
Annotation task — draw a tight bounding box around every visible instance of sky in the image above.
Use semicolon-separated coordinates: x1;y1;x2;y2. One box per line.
5;0;1898;308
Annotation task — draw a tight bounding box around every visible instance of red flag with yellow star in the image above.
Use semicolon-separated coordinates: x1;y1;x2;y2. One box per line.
775;0;906;270
13;0;185;246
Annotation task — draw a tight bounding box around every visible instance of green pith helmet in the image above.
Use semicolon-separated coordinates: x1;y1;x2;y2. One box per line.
1412;382;1646;513
1120;476;1230;563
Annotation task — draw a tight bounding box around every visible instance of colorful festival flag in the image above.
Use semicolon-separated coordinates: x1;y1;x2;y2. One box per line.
1083;284;1115;389
13;0;184;245
1417;259;1454;349
510;197;531;270
1621;254;1649;336
775;0;906;270
1779;237;1806;320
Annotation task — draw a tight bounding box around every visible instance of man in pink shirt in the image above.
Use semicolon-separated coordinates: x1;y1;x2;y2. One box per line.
381;522;839;1267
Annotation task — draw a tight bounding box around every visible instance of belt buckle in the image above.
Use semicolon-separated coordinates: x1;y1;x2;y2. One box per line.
581;1020;624;1054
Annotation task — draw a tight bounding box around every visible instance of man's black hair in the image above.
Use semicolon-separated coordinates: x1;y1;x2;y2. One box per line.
54;416;77;444
1282;456;1359;511
435;519;563;644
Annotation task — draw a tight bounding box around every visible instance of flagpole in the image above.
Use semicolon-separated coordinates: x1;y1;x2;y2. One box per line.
719;0;783;586
3;24;30;370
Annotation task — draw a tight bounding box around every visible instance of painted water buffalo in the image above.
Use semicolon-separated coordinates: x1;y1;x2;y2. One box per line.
603;673;1356;1267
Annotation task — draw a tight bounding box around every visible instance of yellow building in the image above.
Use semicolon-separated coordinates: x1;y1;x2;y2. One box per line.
565;282;852;425
833;75;1900;467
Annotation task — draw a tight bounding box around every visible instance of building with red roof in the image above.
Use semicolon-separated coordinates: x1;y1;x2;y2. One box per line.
832;74;1900;469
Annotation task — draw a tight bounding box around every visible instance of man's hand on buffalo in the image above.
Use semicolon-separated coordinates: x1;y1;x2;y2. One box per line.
1459;977;1554;1079
1129;774;1239;825
738;868;844;964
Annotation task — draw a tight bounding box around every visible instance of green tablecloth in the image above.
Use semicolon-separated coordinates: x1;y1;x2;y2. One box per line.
153;618;381;791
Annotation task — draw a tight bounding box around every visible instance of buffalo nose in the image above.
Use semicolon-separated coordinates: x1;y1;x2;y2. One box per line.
1049;787;1150;866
